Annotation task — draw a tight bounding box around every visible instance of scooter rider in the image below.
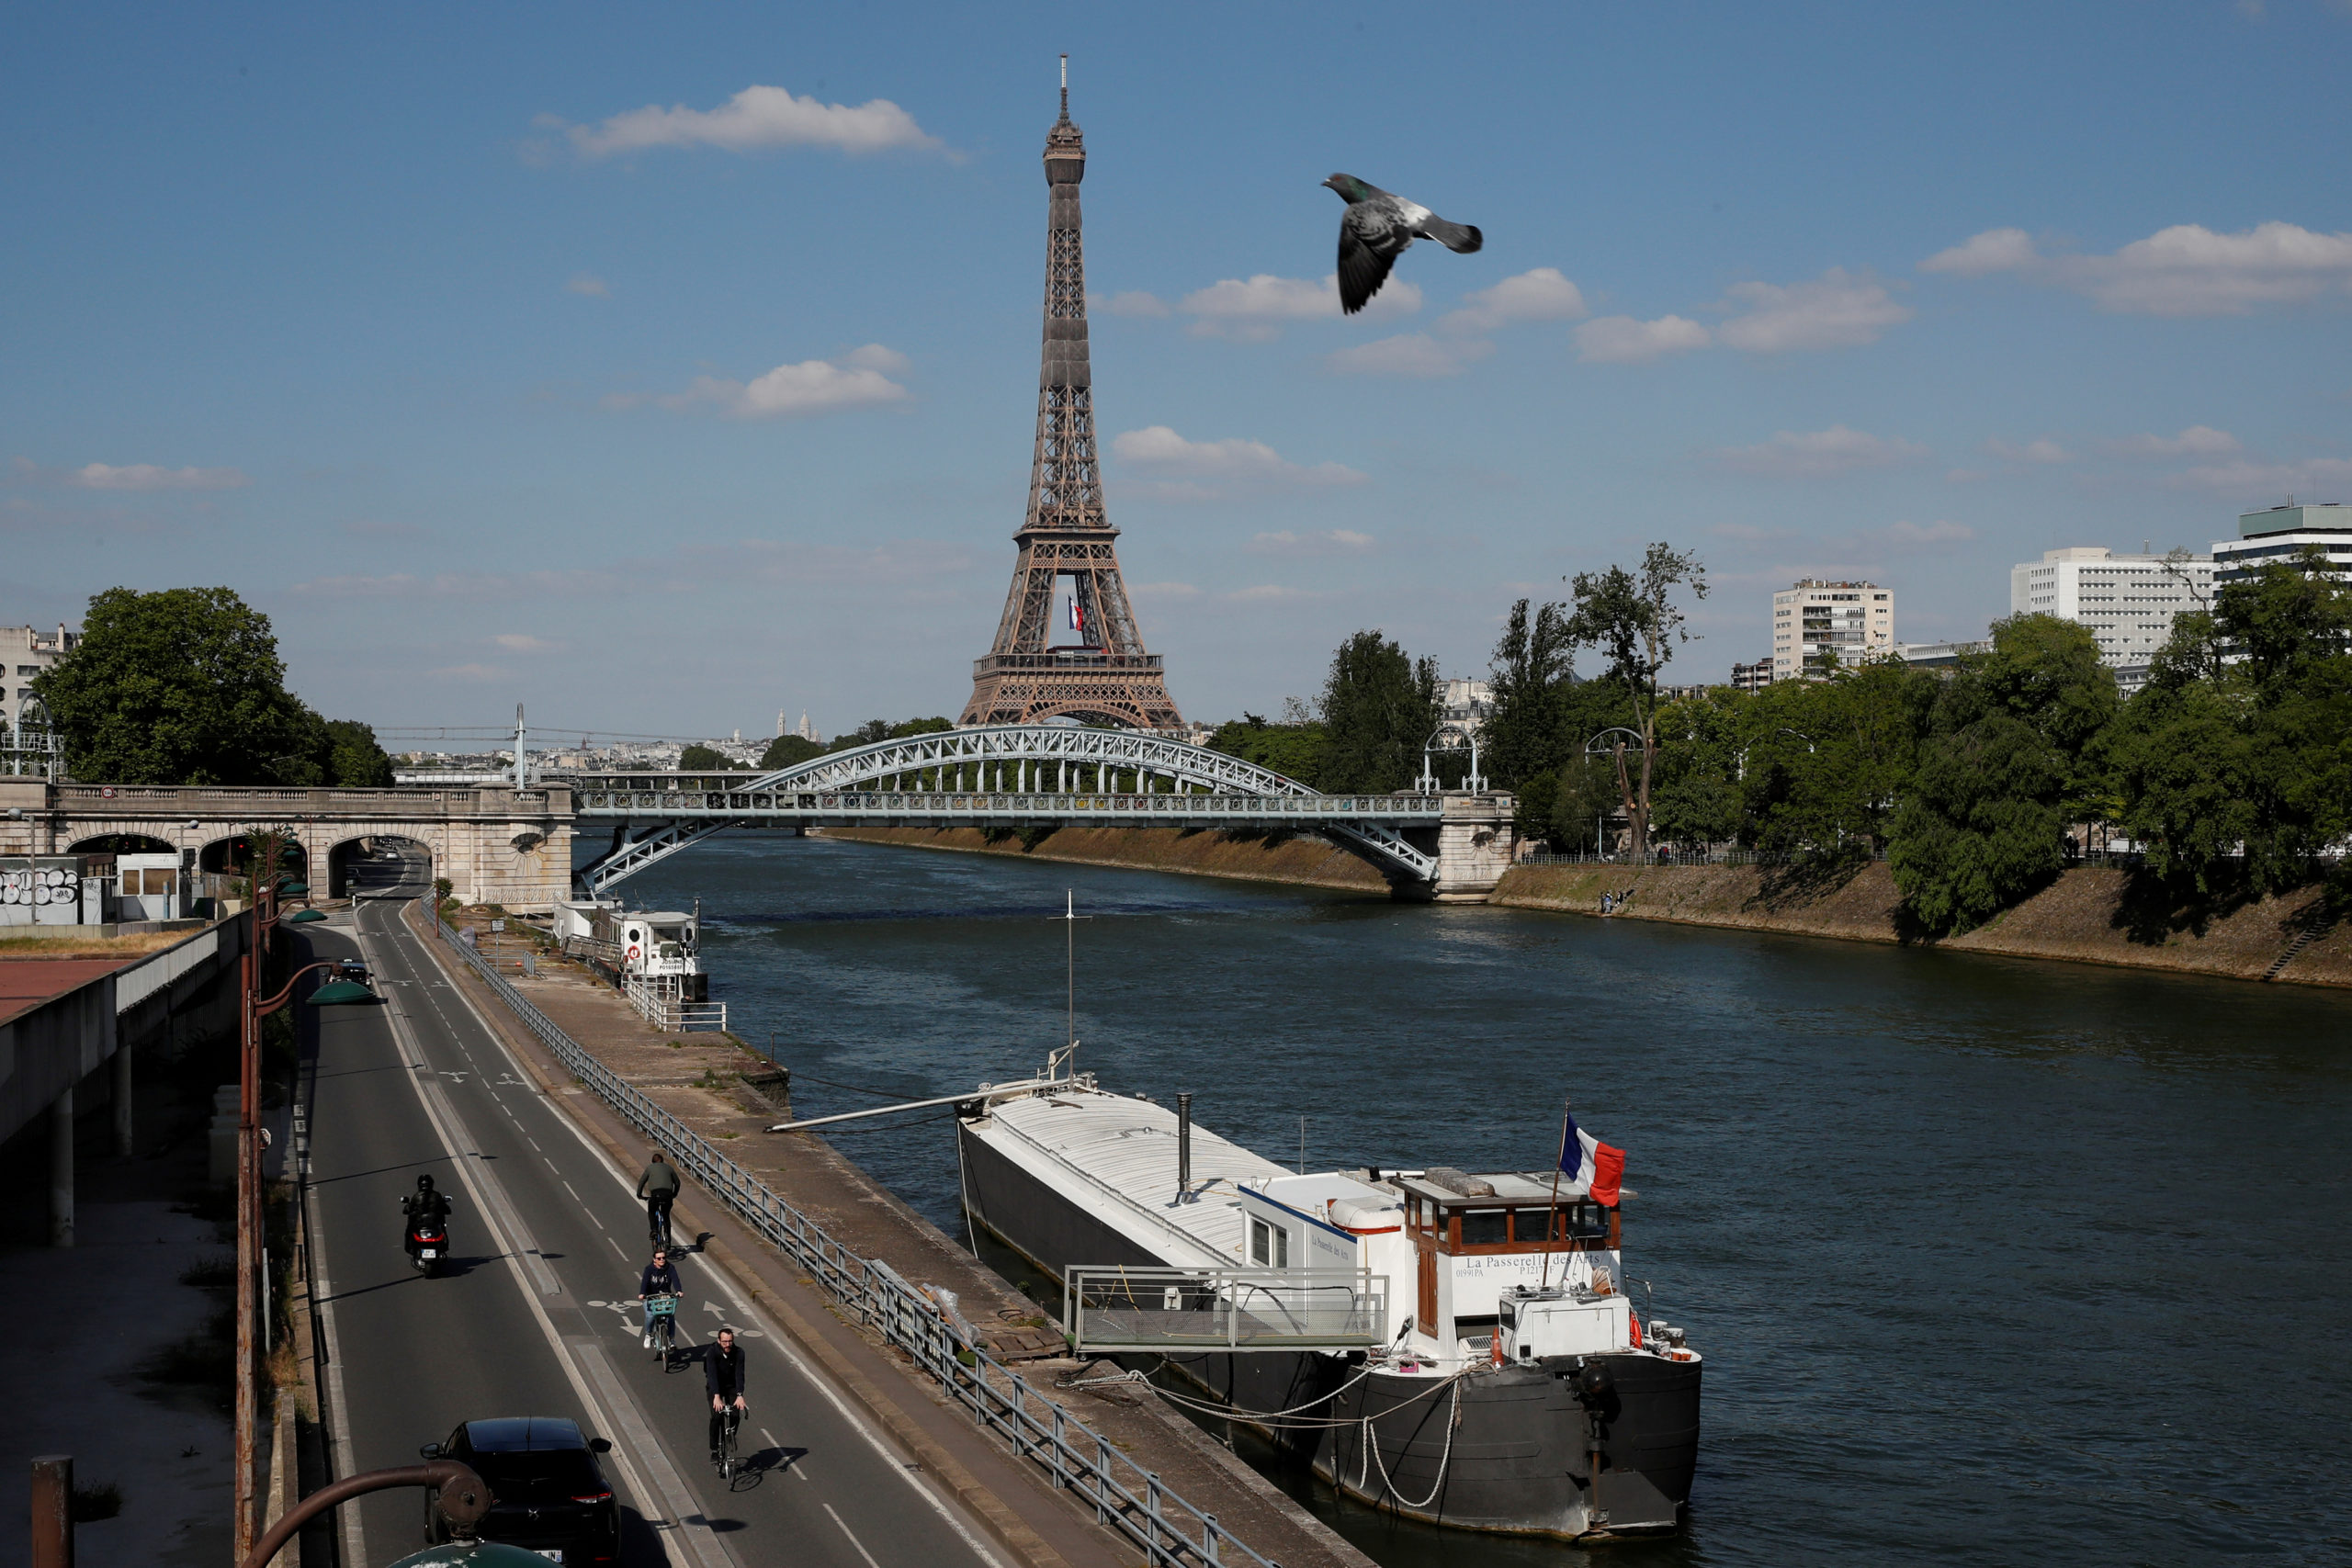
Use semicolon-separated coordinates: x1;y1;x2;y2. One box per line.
401;1173;453;1258
638;1246;682;1348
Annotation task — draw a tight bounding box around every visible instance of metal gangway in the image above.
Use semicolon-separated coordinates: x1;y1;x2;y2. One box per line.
1063;1266;1388;1354
622;972;727;1033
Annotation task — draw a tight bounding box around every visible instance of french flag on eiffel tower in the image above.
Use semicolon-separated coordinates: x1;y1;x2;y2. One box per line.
1558;1108;1626;1208
1068;597;1086;636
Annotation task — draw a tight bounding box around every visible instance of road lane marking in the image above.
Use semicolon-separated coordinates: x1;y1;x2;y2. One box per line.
305;1186;368;1568
403;902;1004;1568
824;1504;887;1568
357;908;738;1568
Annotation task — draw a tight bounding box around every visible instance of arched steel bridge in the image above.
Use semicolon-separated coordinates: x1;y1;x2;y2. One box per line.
570;725;1449;897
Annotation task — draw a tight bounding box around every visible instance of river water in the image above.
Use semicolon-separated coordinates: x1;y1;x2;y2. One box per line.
617;831;2350;1567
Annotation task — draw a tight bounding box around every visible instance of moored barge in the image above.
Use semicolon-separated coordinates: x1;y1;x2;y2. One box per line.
956;1071;1702;1540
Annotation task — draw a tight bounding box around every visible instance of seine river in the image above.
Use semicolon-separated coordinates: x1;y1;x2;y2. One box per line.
619;831;2350;1567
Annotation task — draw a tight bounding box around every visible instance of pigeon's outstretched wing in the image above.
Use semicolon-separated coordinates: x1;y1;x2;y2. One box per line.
1337;201;1414;315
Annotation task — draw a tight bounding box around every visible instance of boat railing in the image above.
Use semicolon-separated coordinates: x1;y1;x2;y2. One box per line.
1065;1266;1389;1353
429;902;1280;1568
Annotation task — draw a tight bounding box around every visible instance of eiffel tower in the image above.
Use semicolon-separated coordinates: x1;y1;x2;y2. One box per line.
961;62;1182;733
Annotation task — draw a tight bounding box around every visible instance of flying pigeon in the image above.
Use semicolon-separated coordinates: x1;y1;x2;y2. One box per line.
1322;174;1484;315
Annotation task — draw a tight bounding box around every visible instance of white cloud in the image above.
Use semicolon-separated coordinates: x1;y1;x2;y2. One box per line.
493;633;562;653
1440;267;1587;333
1089;290;1171;319
1983;436;2072;465
552;85;943;158
1325;333;1494;378
67;462;249;491
2168;457;2352;494
842;343;910;373
1919;221;2352;316
2101;425;2241;458
1179;273;1419;340
1110;426;1365;497
429;663;507;682
1919;228;2039;277
1245;529;1375;558
566;273;610;298
1716;268;1913;352
1576;314;1711;364
1712;425;1930;479
642;350;910;419
1874;518;1976;549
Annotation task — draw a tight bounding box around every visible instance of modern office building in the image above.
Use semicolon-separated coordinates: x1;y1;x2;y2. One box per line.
2214;503;2352;587
1894;638;1993;671
1730;659;1772;692
1770;581;1894;680
2008;546;2212;694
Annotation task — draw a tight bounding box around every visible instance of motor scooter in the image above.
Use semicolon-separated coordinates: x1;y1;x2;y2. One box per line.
407;1214;448;1275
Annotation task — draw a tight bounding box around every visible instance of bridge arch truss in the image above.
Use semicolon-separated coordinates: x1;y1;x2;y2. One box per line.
572;725;1445;897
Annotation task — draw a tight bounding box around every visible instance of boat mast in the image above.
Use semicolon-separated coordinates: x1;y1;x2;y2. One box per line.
1539;1096;1572;1291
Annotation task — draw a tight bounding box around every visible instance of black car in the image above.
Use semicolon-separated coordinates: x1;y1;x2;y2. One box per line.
338;958;370;985
422;1417;619;1565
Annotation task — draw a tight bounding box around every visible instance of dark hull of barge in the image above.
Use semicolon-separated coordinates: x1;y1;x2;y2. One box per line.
958;1119;1700;1538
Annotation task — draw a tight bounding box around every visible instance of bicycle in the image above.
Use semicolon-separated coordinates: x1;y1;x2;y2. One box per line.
647;1194;674;1251
712;1404;742;1480
645;1292;678;1364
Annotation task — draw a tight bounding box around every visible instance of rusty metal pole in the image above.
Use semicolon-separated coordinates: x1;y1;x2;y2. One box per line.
29;1455;72;1568
233;945;258;1561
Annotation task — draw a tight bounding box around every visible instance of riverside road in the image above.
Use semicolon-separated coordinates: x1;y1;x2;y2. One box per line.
300;851;1008;1568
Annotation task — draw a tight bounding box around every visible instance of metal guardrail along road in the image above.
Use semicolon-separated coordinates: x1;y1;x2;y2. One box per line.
429;903;1284;1568
1065;1267;1389;1354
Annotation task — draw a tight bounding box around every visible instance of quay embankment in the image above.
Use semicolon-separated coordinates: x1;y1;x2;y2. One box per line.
1490;861;2352;987
818;823;1391;893
820;823;2349;988
414;901;1376;1568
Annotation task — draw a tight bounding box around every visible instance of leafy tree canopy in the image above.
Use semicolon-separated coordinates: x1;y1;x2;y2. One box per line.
1208;714;1329;789
34;586;379;787
677;743;750;772
1319;630;1439;794
757;734;827;772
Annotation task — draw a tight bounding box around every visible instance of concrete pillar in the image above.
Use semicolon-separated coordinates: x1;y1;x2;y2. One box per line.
112;1047;133;1157
49;1087;73;1248
29;1455;72;1568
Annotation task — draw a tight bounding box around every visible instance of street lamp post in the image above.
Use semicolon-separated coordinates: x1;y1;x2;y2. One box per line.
232;821;359;1560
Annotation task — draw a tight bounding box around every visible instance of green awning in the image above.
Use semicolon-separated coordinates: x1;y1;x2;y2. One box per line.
305;979;375;1006
286;908;328;924
277;881;311;896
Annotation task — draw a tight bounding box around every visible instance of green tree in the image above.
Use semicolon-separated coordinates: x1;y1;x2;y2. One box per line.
1484;598;1580;834
888;717;955;739
1646;690;1747;846
1742;661;1936;856
677;743;748;772
1561;543;1709;855
36;586;324;785
1318;630;1439;794
322;719;395;787
758;734;827;772
1208;713;1329;788
2109;547;2352;895
1889;614;2118;933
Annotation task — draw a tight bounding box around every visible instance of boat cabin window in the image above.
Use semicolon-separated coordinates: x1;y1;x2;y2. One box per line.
1459;1209;1509;1247
1248;1217;1289;1269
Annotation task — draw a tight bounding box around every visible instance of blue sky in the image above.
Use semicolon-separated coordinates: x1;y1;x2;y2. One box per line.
6;1;2351;740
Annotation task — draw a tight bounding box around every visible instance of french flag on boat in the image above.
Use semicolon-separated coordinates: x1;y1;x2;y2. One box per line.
1557;1110;1626;1207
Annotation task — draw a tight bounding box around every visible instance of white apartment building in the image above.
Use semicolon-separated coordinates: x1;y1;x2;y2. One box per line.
2215;503;2352;587
1770;581;1894;681
2008;547;2212;694
0;623;77;738
1440;676;1492;734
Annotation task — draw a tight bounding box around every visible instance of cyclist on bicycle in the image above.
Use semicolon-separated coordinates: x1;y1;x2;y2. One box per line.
705;1325;747;1463
637;1246;681;1349
637;1151;680;1249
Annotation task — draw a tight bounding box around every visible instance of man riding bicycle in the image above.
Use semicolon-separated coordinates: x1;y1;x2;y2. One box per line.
638;1246;682;1350
706;1325;747;1466
637;1151;680;1249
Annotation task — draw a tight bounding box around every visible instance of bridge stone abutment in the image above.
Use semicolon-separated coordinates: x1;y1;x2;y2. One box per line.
1386;793;1517;903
